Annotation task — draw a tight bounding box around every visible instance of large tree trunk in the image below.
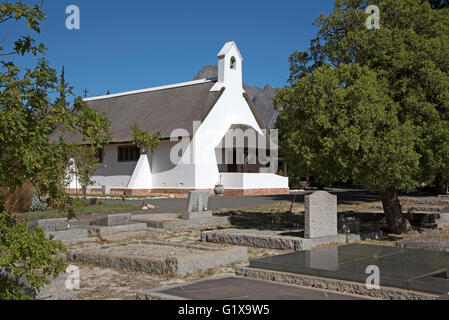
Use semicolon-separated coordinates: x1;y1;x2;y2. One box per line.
380;187;411;234
434;173;448;195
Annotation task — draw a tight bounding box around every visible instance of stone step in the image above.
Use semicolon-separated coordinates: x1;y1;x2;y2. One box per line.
405;198;449;205
28;218;70;232
45;228;88;241
87;223;147;236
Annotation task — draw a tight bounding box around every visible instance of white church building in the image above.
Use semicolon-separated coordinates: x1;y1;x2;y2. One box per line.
62;42;289;196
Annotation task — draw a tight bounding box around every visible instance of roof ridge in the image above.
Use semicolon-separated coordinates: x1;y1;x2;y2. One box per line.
83;78;217;102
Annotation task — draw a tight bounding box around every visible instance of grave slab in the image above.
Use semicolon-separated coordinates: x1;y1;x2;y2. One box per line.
132;214;230;230
247;244;449;295
87;222;147;236
94;213;131;226
137;275;367;300
45;228;88;241
67;241;247;275
28;218;70;232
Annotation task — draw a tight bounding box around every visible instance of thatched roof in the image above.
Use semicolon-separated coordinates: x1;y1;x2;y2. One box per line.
52;79;265;144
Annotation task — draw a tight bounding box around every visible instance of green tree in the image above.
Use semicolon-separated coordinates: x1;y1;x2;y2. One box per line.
275;0;449;233
0;2;111;209
130;123;160;153
0;2;110;299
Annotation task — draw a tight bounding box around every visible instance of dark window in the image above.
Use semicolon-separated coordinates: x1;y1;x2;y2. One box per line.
97;148;104;163
118;145;140;162
230;56;236;70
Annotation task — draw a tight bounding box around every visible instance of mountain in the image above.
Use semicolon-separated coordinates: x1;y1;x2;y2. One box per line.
194;66;279;129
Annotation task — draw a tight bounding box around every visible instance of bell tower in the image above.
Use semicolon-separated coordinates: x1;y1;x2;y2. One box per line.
211;41;244;92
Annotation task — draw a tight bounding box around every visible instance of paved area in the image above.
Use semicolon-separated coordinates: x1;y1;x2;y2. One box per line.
104;190;380;214
139;275;367;300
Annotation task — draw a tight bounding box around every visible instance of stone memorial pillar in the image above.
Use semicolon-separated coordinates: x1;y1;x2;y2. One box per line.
182;191;213;220
305;191;338;239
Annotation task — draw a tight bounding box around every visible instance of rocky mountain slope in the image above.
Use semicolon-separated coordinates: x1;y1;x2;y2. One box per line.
194;66;279;129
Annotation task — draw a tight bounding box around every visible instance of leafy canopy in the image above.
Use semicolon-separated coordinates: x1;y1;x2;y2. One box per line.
0;1;111;209
275;0;449;193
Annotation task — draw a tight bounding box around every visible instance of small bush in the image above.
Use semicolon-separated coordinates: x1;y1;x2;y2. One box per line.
30;193;47;211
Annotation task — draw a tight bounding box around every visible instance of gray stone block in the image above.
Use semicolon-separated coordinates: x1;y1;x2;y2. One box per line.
201;229;346;251
88;223;147;236
35;276;74;300
182;210;212;220
0;268;73;300
45;228;88;241
447;262;449;279
147;216;230;230
305;191;338;239
94;213;131;226
28;218;70;232
67;241;247;276
186;191;210;213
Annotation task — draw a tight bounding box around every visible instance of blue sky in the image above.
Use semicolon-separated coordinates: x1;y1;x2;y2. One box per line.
5;0;335;98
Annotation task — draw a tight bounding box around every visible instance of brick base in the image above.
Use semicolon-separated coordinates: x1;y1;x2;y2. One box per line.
67;188;290;197
224;188;291;196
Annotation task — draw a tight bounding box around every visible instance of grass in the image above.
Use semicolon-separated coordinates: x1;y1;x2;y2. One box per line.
13;203;141;222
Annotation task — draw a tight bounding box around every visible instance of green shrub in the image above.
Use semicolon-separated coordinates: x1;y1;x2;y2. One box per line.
30;193;47;211
0;211;67;300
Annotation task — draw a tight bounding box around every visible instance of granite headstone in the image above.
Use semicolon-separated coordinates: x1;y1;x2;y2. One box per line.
182;191;212;220
305;191;338;239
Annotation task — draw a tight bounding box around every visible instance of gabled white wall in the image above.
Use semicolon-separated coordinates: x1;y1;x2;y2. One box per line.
126;152;152;190
192;89;264;189
81;41;288;193
192;42;266;189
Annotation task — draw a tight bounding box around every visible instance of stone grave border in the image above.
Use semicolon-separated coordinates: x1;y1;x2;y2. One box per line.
67;240;247;276
236;267;439;300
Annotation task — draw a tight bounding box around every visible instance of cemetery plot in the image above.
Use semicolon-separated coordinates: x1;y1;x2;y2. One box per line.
67;240;247;276
245;244;449;296
137;275;366;300
131;213;230;230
